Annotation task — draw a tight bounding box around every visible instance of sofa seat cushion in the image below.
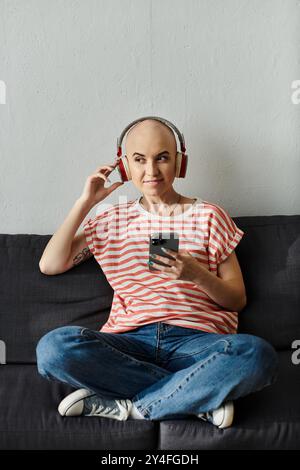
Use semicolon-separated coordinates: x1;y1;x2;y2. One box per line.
0;365;157;450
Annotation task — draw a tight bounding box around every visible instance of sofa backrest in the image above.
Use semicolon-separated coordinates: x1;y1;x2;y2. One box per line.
235;215;300;351
0;215;299;363
0;235;114;363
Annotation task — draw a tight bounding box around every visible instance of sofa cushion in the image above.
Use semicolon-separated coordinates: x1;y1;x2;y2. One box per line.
1;351;298;450
0;364;157;450
159;350;300;450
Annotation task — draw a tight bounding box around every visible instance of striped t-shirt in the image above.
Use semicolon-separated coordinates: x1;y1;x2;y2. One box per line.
83;196;245;335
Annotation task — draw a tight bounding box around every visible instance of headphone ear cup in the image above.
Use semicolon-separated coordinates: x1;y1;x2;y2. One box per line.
180;153;188;178
117;156;131;181
175;152;188;178
175;152;182;177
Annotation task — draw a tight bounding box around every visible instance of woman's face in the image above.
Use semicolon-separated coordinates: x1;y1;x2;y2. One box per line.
125;121;177;197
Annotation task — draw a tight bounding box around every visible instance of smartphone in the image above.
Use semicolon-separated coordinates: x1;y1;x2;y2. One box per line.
148;232;179;272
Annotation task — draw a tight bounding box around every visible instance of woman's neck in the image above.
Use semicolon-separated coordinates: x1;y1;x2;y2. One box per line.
141;190;181;208
140;193;182;216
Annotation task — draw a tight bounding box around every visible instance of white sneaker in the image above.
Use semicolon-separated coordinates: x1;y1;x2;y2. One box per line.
58;388;132;421
197;401;234;429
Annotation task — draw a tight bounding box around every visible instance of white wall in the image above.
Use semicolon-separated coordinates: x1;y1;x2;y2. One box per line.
0;0;299;235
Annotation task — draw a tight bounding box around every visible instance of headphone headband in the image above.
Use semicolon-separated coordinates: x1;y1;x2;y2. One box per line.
116;115;186;157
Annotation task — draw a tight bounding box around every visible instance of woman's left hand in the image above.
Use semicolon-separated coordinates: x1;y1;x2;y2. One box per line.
148;248;208;283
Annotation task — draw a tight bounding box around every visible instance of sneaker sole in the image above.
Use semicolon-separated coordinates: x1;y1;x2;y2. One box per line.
58;388;96;416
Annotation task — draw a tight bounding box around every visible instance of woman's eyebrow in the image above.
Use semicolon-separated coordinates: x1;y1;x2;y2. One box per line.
132;151;170;157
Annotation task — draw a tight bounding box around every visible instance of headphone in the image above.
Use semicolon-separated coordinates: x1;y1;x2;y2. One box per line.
113;116;188;182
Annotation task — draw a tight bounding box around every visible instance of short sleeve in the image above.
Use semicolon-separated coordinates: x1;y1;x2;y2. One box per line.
207;204;244;266
83;213;108;257
83;217;98;256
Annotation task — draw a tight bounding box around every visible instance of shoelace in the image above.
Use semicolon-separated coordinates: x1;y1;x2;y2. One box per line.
84;397;130;416
198;411;213;423
86;402;118;416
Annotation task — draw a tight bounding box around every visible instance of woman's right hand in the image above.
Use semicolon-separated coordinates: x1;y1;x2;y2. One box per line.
79;163;124;208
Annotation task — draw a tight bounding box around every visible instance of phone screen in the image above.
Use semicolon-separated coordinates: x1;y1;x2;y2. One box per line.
148;232;179;271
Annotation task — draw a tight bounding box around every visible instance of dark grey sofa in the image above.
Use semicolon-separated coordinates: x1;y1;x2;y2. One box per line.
0;214;299;450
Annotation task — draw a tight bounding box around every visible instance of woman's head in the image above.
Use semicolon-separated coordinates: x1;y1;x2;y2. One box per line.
125;119;179;200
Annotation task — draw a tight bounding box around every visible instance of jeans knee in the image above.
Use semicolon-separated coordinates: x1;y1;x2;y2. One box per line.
36;325;83;377
252;336;279;382
230;334;279;384
244;334;279;383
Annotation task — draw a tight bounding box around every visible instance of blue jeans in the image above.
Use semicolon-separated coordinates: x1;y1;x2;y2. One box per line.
36;322;279;421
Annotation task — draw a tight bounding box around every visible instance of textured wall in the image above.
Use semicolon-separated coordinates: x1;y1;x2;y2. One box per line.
0;0;299;234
